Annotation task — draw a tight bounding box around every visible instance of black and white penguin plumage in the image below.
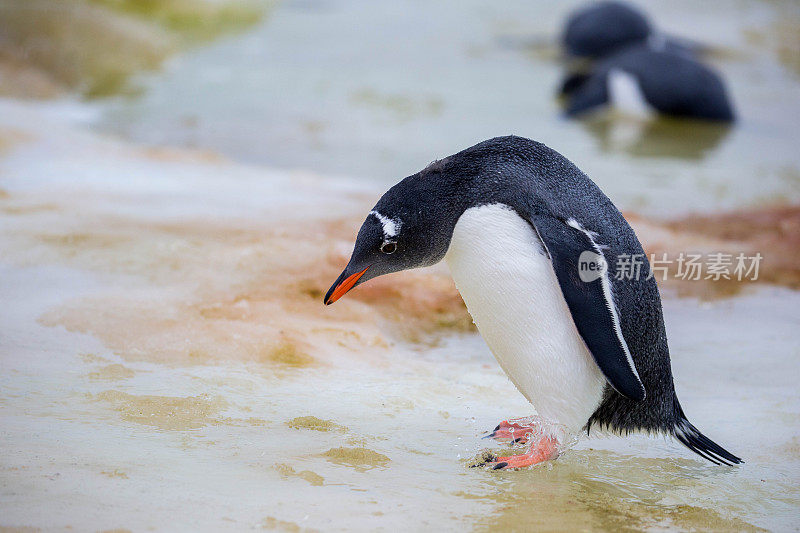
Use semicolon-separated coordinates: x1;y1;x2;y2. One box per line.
325;136;742;469
562;45;736;122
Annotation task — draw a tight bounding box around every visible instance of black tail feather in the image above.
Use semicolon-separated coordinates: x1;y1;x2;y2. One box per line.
674;416;742;466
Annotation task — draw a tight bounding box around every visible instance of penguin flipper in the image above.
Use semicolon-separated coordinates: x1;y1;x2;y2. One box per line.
527;214;646;401
564;73;608;117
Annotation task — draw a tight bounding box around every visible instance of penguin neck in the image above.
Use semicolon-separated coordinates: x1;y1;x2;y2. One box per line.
432;176;536;264
386;174;524;269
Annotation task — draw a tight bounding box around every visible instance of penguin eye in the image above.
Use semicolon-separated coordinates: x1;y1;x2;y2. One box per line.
380;241;397;255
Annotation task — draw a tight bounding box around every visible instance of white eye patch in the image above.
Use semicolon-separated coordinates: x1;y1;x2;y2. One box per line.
370;210;401;238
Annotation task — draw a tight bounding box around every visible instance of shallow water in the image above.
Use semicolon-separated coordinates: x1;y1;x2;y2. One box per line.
96;0;800;215
0;102;799;531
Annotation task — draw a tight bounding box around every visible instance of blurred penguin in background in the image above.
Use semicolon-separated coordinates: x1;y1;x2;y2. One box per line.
561;1;697;61
561;45;735;122
558;2;734;123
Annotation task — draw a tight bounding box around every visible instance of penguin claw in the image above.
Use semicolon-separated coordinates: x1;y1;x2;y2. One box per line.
469;453;497;468
481;424;502;439
484;419;540;444
486;436;559;471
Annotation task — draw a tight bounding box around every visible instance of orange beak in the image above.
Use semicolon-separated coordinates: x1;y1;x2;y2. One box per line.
324;266;370;305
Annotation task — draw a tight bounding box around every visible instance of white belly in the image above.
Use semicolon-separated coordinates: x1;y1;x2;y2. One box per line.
444;204;605;433
608;69;654;118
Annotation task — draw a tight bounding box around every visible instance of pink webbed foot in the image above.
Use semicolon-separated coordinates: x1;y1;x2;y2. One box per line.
488;435;559;470
484;417;543;444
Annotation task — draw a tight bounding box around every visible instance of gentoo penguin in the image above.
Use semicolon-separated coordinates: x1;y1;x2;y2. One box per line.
563;1;651;59
562;45;735;122
562;1;697;60
325;136;742;469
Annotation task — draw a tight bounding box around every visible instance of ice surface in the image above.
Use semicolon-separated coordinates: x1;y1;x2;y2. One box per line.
1;100;798;531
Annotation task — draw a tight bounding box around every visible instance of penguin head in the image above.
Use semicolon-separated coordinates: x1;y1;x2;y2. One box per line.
324;169;458;305
562;1;651;59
